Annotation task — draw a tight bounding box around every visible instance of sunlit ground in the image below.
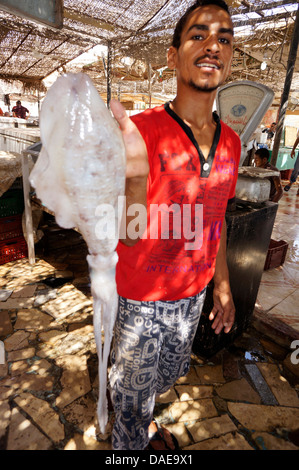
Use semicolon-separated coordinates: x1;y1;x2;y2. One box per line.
255;181;299;332
1;195;299;450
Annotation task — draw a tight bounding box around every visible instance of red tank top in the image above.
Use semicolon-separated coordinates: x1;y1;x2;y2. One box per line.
116;104;241;301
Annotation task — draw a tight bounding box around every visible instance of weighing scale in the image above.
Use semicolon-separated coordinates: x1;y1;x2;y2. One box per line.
216;80;276;203
216;80;274;166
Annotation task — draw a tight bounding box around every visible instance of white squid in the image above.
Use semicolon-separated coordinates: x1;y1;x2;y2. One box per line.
30;73;126;433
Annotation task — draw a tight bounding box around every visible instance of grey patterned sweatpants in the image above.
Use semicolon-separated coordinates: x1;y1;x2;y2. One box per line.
109;288;206;450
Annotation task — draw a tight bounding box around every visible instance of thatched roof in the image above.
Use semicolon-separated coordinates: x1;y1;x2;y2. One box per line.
0;1;298;108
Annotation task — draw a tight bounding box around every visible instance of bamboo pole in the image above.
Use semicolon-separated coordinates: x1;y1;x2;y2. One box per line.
271;4;299;166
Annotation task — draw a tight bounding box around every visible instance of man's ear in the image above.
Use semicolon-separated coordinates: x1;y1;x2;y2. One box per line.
167;46;177;70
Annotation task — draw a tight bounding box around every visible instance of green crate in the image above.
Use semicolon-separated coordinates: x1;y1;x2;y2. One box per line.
0;189;24;217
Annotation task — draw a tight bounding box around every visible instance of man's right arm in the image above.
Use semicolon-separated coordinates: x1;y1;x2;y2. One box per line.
110;99;149;246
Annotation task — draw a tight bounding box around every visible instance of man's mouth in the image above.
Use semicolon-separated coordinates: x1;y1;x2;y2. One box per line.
196;62;220;69
195;57;222;70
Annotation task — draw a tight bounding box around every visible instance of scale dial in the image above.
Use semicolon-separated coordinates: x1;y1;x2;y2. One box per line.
218;84;265;135
216;80;274;165
216;80;274;166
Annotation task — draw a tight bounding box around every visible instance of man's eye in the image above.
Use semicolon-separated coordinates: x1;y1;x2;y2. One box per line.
192;35;204;40
219;37;230;44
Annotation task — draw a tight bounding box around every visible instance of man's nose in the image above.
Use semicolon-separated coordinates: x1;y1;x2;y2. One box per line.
203;35;220;54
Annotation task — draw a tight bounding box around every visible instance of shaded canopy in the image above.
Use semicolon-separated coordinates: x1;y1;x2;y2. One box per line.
0;0;298;107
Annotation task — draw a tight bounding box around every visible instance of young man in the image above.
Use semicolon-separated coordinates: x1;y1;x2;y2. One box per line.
12;100;30;119
109;0;241;450
254;148;283;202
262;122;276;143
284;130;299;194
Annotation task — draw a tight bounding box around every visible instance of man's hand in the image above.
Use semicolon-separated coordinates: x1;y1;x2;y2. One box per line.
209;285;235;334
110;99;149;180
110;99;149;246
210;218;235;334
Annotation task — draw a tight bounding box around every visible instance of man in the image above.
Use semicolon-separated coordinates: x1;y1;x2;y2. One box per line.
284;130;299;194
254;148;283;202
12;100;29;119
109;0;240;450
262;122;276;144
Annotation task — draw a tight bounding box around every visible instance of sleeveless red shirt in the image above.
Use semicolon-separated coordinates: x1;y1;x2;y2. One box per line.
116;104;241;301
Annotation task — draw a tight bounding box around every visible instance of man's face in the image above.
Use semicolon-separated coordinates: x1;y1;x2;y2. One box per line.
168;5;234;93
254;155;266;168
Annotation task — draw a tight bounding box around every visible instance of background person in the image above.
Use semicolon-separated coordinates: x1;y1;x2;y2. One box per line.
284;130;299;195
254;148;283;202
262;122;276;144
12;100;30;119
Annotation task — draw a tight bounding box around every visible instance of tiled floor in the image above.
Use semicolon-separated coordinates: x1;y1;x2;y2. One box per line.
256;182;299;332
0;183;299;451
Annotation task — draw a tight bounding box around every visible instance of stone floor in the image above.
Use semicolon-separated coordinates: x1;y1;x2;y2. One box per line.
256;181;299;333
0;185;299;451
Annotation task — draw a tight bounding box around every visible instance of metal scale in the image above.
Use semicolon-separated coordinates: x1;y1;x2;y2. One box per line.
216;80;277;203
216;80;274;165
193;80;279;358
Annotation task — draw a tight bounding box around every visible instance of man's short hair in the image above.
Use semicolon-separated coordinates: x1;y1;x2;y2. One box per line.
16;100;21;105
172;0;230;49
255;147;270;161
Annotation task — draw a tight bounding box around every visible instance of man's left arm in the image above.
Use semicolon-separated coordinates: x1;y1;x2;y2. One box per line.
209;218;235;334
272;176;283;202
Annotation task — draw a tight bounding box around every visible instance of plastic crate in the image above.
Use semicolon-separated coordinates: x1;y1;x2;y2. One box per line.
0;189;24;217
0;236;28;265
0;215;23;241
264;239;288;270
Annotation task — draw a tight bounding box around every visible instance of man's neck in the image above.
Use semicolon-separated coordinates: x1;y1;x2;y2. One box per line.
170;87;217;130
169;87;219;160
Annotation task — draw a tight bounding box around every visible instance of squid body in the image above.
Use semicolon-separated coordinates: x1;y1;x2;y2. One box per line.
30;72;126;433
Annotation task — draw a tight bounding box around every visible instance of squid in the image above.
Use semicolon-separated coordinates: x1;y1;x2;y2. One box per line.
30;73;126;433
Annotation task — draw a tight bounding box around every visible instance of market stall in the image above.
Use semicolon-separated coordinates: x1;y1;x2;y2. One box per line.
0;127;40;154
